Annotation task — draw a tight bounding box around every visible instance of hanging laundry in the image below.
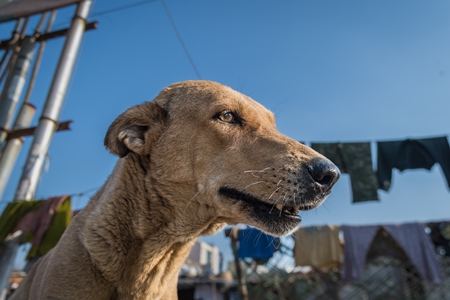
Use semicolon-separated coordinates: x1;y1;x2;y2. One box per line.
377;136;450;191
342;223;441;284
27;196;72;259
0;200;43;243
341;225;380;281
311;142;379;203
237;227;276;260
15;196;68;250
293;225;343;268
383;223;441;284
0;196;72;260
426;221;450;257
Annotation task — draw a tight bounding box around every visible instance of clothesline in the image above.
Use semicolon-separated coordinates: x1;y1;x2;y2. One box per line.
308;135;450;203
302;133;449;144
0;186;100;211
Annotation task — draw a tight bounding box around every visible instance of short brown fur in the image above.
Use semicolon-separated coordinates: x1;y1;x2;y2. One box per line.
12;81;337;299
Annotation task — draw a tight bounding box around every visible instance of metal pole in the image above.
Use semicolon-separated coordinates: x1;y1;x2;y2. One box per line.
22;11;56;106
0;233;22;300
0;12;55;201
0;1;92;296
0;103;36;200
0;19;24;82
0;17;29;85
15;0;92;201
0;37;36;148
227;228;249;300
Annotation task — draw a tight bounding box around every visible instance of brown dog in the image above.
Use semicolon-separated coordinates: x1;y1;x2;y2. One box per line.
11;80;339;299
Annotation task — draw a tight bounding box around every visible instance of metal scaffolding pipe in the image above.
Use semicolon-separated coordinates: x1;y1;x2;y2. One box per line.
0;1;92;296
0;103;36;200
15;1;92;200
0;13;55;201
0;17;29;85
0;19;23;78
0;37;36;148
23;11;56;105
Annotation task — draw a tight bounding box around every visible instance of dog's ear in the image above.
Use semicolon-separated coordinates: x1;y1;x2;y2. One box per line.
104;102;167;157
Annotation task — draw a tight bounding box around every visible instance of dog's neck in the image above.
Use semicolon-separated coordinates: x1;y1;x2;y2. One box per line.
80;155;224;298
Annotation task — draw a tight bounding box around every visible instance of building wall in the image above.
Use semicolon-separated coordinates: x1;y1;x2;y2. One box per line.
187;241;220;275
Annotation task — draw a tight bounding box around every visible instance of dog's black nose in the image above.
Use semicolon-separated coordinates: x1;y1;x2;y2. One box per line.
307;158;340;191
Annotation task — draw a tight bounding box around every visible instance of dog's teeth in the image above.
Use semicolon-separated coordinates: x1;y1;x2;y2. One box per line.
275;204;283;211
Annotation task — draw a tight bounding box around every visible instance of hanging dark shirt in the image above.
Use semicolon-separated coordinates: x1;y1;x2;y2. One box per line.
311;142;379;203
377;136;450;191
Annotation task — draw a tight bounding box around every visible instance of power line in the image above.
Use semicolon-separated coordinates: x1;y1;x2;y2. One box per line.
53;0;158;29
70;186;100;198
52;0;203;80
91;0;158;17
160;0;202;80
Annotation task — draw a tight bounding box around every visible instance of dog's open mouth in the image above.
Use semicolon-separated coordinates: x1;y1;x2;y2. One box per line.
219;187;302;221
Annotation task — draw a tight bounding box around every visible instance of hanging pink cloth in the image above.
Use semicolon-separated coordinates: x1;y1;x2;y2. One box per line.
14;195;69;248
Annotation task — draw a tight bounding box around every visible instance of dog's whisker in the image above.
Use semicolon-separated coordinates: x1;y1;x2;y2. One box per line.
278;194;287;217
269;203;276;214
243;167;272;178
243;181;266;190
184;190;201;209
269;194;284;214
276;180;282;186
269;199;278;214
243;170;261;178
268;187;283;200
254;231;263;247
243;167;271;173
269;236;279;250
278;195;284;216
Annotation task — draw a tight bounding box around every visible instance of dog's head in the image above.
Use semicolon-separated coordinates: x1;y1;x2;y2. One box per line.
104;81;339;236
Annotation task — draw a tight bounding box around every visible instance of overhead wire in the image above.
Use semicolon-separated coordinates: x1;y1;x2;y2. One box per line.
160;0;202;79
49;0;203;80
70;186;99;198
90;0;158;17
52;0;158;29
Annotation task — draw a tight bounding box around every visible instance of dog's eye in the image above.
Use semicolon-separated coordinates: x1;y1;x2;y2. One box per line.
214;110;243;126
218;111;236;123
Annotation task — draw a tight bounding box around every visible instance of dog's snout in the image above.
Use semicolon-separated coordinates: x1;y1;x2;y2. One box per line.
307;158;340;191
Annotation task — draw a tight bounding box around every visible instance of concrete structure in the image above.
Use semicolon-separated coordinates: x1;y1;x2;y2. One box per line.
188;241;220;275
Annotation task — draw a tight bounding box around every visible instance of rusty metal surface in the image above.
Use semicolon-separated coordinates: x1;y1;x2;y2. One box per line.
5;120;72;140
0;21;97;50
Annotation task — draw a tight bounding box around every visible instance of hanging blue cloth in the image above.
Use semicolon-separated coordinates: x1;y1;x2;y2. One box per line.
237;227;276;260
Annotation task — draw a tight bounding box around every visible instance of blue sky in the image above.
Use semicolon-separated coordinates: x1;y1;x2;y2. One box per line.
1;0;450;267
